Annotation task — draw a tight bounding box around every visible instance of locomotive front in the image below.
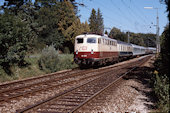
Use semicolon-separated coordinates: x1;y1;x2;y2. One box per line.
74;34;100;66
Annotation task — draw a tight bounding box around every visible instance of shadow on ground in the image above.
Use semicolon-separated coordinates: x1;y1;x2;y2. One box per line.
123;64;158;110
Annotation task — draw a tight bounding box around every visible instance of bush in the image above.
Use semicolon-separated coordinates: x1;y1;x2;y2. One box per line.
38;45;77;73
64;47;70;54
38;45;59;73
154;71;169;112
58;54;76;70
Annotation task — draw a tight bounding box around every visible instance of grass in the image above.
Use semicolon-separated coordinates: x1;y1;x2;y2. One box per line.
0;53;78;83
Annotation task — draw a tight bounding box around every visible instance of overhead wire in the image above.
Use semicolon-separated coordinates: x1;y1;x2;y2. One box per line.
130;0;154;33
78;0;154;33
83;5;122;28
120;0;146;33
110;0;139;32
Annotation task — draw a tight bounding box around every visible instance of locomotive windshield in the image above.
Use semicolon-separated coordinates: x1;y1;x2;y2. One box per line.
77;38;83;43
87;38;96;43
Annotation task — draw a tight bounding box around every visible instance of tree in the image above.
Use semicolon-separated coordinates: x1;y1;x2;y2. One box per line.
129;34;145;46
0;11;35;73
96;8;104;34
88;8;104;34
89;8;97;33
1;0;39;52
105;30;108;35
109;27;127;42
2;0;30;15
155;24;170;75
109;27;121;38
36;3;64;49
82;21;90;33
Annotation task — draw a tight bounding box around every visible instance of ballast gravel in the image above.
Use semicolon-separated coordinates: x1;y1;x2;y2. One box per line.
77;56;156;113
0;56;156;113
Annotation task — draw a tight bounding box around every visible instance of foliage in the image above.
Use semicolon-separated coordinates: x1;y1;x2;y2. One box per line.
0;11;34;74
0;54;45;82
153;1;169;110
109;27;127;42
58;54;77;70
64;47;70;54
82;21;90;33
89;8;104;34
35;1;65;49
38;45;77;73
108;27;156;46
153;25;169;112
159;25;169;75
96;8;104;34
104;30;108;35
129;33;145;46
154;25;169;75
89;8;97;33
153;72;169;112
38;45;59;73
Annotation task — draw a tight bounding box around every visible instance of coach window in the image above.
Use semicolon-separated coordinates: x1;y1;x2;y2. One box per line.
77;38;83;43
87;38;96;43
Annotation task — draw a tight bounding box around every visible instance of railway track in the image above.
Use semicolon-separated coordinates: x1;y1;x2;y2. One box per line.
14;55;152;113
0;55;141;103
0;61;126;103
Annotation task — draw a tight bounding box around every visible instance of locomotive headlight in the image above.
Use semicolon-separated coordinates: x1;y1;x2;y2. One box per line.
76;50;78;54
91;49;94;54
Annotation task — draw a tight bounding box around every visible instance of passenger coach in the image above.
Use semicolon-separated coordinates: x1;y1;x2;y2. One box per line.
74;34;118;66
117;40;133;60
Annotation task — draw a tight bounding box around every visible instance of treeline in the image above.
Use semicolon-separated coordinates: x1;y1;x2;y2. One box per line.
108;27;156;47
152;0;169;112
0;0;157;75
0;0;90;73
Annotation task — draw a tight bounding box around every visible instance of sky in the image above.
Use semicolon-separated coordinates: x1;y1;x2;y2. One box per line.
77;0;168;35
0;0;168;35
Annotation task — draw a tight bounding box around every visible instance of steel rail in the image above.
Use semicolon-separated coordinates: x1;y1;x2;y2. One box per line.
16;55;152;113
70;56;151;112
0;57;131;102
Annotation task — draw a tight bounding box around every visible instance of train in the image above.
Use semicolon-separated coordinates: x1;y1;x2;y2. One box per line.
74;34;156;66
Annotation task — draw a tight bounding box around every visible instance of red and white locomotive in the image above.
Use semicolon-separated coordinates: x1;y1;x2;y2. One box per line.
74;34;156;66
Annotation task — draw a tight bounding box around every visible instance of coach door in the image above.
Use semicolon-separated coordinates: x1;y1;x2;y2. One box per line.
98;38;103;58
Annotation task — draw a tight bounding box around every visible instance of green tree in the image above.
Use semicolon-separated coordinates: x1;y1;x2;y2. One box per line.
0;11;34;73
2;0;30;15
96;8;104;34
1;0;39;52
89;8;104;34
105;30;108;35
36;4;64;49
82;21;90;33
130;34;145;46
155;25;170;75
89;8;97;33
109;27;127;42
109;27;121;38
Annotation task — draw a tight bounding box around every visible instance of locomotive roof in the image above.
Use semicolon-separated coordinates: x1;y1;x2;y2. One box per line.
76;34;101;38
76;34;117;41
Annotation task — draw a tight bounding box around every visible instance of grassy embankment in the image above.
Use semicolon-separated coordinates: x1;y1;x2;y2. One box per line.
0;54;78;83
